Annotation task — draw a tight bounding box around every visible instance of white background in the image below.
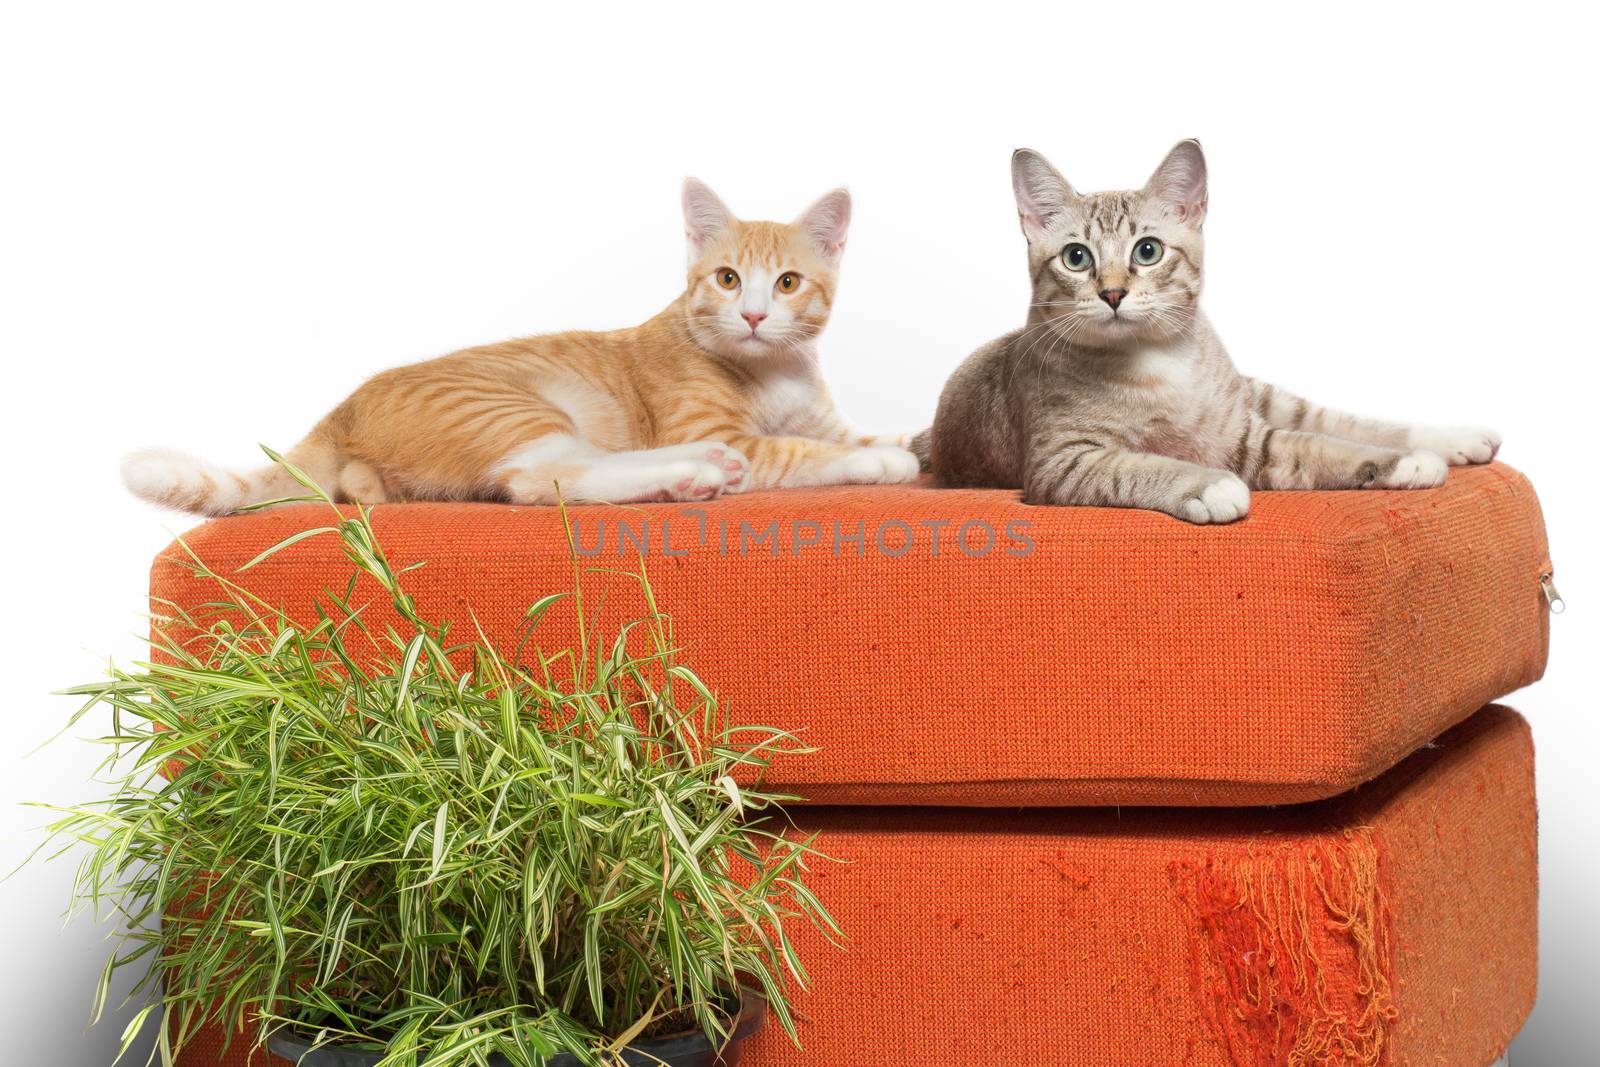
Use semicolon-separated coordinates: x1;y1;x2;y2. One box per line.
2;2;1595;1062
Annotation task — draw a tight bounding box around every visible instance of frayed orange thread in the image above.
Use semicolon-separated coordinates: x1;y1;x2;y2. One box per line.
1170;828;1399;1067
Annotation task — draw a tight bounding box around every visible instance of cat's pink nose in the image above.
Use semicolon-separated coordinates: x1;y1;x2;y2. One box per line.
1099;288;1127;309
741;311;767;332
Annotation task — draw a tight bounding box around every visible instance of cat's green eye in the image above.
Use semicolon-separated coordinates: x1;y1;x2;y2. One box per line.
716;268;741;291
1061;243;1094;272
1132;237;1164;267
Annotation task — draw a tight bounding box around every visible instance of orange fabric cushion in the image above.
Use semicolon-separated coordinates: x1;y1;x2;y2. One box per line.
170;705;1535;1067
149;463;1550;807
741;705;1537;1067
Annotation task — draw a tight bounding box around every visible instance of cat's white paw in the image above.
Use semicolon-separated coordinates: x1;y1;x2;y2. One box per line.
1409;427;1501;466
626;441;750;495
695;442;750;492
1374;449;1448;489
828;446;921;485
656;460;729;503
1178;473;1250;525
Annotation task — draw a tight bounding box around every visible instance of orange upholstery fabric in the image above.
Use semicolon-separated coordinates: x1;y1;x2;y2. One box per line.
743;705;1536;1067
170;705;1536;1067
151;463;1549;807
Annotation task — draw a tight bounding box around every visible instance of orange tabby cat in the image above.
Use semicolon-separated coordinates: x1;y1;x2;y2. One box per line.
123;180;919;514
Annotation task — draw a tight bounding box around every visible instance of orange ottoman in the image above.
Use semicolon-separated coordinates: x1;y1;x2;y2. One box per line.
744;707;1536;1067
154;463;1549;1066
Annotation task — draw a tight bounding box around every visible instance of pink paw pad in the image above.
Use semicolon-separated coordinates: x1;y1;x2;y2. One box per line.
708;448;725;461
675;478;693;493
722;459;743;471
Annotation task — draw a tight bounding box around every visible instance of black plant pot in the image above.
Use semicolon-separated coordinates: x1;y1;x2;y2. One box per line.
267;992;765;1067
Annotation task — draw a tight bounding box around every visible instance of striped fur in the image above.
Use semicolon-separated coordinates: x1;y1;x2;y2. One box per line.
928;141;1500;524
124;180;918;514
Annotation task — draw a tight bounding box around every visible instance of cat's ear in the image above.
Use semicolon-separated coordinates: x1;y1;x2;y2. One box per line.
795;188;851;262
1012;149;1077;243
682;178;735;255
1142;139;1208;228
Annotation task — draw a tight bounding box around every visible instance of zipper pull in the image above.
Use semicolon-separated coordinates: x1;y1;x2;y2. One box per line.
1541;573;1565;615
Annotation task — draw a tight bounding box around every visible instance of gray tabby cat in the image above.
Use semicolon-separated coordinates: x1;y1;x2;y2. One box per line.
919;141;1500;523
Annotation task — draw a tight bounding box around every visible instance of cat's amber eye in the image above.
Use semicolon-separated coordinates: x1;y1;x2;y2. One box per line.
716;268;741;290
1061;243;1094;272
1132;237;1164;267
776;272;801;294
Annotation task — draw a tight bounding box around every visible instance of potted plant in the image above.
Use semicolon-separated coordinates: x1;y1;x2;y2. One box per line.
31;455;839;1066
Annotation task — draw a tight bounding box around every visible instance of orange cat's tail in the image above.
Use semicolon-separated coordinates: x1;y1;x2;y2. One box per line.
121;438;337;516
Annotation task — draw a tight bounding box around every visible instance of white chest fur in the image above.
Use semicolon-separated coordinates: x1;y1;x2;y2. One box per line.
1111;344;1211;460
1121;349;1196;392
748;365;830;435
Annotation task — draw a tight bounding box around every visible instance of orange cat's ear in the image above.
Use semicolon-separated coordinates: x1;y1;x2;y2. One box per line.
795;188;851;262
683;178;735;256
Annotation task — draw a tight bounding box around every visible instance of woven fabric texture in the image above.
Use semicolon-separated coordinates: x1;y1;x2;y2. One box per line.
149;463;1550;807
169;705;1536;1067
738;704;1537;1067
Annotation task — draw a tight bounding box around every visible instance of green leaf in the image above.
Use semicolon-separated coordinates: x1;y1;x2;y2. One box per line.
89;952;115;1027
113;1003;156;1065
396;633;427;713
235;527;338;572
569;793;628;808
523;591;569;628
430;801;448;881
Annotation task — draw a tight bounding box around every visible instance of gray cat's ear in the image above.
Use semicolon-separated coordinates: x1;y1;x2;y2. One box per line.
796;188;851;261
1142;139;1208;227
682;178;735;254
1012;149;1076;243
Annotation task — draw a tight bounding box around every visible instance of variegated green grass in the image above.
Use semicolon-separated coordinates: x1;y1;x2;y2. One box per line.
28;450;839;1066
